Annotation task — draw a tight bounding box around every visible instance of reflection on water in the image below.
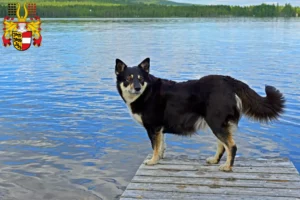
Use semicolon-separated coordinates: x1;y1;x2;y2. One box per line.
0;18;299;200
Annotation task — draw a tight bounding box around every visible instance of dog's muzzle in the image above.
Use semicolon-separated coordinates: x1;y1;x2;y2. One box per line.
133;79;141;93
129;89;141;95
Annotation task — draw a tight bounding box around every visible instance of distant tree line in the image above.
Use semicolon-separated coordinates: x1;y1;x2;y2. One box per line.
0;3;298;18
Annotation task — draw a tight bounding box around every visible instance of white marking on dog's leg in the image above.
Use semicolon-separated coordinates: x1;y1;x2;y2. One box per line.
144;128;163;165
206;140;224;164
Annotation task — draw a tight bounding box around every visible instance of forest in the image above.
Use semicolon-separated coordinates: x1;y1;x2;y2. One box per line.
0;2;298;18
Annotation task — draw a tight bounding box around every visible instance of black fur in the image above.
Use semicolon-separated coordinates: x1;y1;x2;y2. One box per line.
216;148;225;163
230;145;237;166
225;76;285;122
115;58;285;170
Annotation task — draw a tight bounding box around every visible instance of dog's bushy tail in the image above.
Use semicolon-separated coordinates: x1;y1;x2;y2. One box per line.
226;76;285;123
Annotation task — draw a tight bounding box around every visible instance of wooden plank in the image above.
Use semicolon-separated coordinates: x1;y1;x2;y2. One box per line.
157;158;295;168
147;153;298;168
136;168;300;181
131;176;300;189
170;153;288;159
121;190;300;200
142;164;298;174
126;182;300;198
152;153;291;162
120;153;300;200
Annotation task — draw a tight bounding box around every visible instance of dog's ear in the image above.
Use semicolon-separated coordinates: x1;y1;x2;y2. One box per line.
115;59;127;75
138;57;150;73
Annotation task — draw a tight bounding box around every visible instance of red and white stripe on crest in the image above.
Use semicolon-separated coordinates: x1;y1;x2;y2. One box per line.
22;32;32;51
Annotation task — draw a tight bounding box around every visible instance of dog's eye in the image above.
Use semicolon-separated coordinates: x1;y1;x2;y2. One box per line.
126;76;132;82
138;76;143;81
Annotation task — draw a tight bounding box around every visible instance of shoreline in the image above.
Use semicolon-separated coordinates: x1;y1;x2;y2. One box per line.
0;3;299;18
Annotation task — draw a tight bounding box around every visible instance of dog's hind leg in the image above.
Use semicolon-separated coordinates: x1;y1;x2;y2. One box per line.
206;119;238;172
218;127;237;172
205;92;240;172
206;139;225;164
144;128;163;165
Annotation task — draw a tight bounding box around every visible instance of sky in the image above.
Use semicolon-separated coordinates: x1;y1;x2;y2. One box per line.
172;0;300;6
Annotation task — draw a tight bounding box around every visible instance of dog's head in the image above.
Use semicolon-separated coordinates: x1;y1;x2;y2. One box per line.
115;58;150;104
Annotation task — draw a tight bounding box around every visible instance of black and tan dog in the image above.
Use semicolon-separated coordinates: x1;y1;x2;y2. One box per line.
115;58;285;172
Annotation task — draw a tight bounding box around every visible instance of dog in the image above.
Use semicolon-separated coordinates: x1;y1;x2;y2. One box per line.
114;57;285;172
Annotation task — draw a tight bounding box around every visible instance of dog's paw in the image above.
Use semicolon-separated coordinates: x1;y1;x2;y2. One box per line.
144;159;158;165
206;157;219;164
219;164;232;172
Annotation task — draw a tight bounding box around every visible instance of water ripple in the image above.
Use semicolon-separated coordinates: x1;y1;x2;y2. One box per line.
0;18;299;200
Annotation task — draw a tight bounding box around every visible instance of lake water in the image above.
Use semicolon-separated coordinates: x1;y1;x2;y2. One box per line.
0;18;299;200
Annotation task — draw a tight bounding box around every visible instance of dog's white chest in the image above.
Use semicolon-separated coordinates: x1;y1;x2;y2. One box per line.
127;106;143;125
132;113;143;125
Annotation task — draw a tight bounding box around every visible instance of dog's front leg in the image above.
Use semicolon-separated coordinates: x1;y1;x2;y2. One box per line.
144;128;163;165
159;133;166;159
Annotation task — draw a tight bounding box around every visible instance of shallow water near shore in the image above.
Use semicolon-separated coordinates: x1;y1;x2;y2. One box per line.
0;17;299;200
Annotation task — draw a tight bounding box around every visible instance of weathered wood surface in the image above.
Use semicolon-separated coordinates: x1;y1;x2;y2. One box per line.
120;153;300;199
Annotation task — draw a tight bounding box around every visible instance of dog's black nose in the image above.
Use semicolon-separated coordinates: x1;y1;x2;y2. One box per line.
135;87;141;92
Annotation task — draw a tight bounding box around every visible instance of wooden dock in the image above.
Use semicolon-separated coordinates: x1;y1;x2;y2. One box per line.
120;153;300;200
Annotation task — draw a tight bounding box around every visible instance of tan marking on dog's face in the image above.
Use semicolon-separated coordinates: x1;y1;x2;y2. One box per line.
126;74;133;82
120;82;147;104
129;82;134;90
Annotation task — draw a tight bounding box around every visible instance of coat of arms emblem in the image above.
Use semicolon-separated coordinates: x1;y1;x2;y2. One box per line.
2;3;42;51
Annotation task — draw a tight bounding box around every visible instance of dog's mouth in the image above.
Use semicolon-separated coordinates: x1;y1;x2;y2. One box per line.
128;90;141;95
